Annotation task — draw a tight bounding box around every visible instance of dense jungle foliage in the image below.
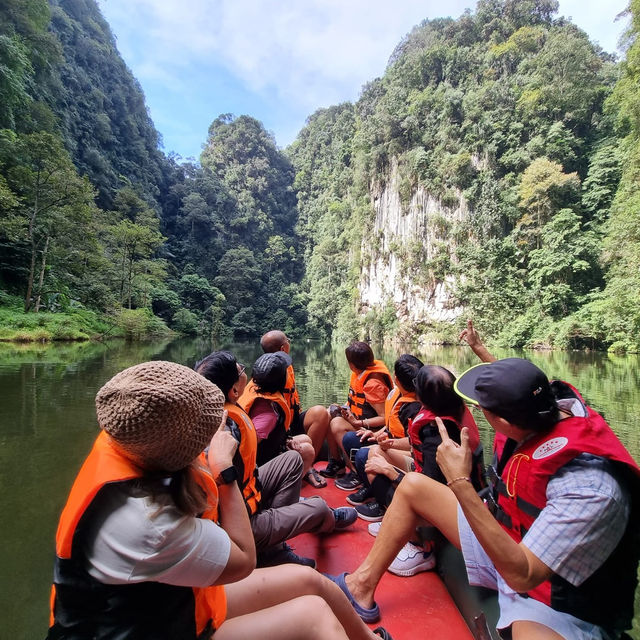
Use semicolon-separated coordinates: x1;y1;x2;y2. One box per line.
0;0;638;350
290;0;639;351
0;0;305;340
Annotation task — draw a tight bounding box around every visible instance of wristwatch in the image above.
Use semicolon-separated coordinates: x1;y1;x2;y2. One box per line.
215;466;238;486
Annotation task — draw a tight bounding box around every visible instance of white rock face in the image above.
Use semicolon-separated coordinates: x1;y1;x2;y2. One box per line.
358;160;468;326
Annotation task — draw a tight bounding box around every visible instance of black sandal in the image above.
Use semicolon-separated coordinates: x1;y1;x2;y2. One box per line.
373;627;393;640
303;467;327;488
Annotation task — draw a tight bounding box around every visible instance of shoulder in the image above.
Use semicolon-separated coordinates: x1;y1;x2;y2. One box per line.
548;453;629;504
83;481;231;586
398;401;421;424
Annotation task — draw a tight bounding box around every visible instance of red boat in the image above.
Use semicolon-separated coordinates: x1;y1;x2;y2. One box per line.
296;473;498;640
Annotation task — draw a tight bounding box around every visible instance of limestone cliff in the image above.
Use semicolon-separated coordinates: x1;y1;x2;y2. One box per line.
358;160;469;328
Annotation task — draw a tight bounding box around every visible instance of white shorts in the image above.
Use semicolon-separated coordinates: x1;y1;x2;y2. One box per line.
456;506;615;640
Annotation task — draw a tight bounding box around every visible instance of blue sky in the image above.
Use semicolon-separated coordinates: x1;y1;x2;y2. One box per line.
97;0;630;160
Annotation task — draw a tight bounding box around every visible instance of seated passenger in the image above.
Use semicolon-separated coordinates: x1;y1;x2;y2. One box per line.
240;351;315;471
328;358;640;640
336;354;422;496
47;360;392;640
260;330;331;486
350;365;483;576
322;342;392;480
195;351;356;568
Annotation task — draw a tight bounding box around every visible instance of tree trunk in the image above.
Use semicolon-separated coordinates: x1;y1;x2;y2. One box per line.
127;249;133;309
34;234;50;313
24;175;40;313
24;241;36;313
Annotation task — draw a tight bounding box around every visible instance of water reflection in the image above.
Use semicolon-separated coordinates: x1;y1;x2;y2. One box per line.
0;338;638;639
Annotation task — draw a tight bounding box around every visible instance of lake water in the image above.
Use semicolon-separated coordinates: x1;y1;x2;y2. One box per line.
0;337;638;639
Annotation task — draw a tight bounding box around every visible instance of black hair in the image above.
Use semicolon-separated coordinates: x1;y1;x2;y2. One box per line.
345;341;374;370
394;354;423;392
251;354;287;394
194;351;239;398
414;365;464;421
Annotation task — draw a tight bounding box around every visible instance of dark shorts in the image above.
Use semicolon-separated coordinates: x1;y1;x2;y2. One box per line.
289;409;307;436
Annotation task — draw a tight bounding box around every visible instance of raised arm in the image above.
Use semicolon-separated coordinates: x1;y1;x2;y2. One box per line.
459;319;496;363
207;418;257;583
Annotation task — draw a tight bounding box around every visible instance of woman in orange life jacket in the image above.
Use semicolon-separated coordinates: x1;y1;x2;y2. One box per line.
322;341;392;480
195;350;355;569
336;354;423;495
47;360;393;640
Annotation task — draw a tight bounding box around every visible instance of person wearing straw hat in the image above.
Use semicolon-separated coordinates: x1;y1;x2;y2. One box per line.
46;360;392;640
326;358;639;639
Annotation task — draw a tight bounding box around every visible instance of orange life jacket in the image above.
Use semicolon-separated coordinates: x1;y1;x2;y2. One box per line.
283;365;301;414
384;387;418;438
347;360;392;419
239;381;293;465
225;401;261;515
239;381;292;432
48;431;226;639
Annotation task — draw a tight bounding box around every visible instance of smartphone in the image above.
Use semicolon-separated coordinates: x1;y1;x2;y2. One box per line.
225;417;241;444
349;446;370;464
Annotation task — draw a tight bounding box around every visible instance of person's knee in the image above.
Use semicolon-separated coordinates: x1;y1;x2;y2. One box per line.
342;431;360;451
306;405;329;426
292;595;343;638
281;448;304;475
397;471;432;501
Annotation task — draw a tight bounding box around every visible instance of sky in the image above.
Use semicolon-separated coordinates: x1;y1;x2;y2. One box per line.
96;0;630;160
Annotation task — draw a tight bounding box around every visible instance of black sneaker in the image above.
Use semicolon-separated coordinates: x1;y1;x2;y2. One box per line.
332;506;358;529
257;543;316;569
355;501;384;522
335;471;362;491
346;486;371;505
319;458;346;478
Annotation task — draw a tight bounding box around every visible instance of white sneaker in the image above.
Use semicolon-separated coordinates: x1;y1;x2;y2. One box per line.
388;541;436;577
367;522;381;537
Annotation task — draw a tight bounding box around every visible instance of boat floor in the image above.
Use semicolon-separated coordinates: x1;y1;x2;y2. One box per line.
294;468;474;639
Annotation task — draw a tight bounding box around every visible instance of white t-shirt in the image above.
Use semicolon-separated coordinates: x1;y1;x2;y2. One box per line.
81;479;231;588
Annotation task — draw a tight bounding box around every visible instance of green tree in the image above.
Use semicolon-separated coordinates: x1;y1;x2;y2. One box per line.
0;130;97;311
516;157;580;248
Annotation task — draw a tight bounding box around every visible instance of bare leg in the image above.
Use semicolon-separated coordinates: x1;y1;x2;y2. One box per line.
511;621;565;640
345;472;460;608
292;434;315;474
217;594;349;640
223;566;379;640
303;405;331;459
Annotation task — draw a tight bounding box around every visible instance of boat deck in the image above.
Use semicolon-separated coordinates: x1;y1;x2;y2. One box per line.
295;470;474;640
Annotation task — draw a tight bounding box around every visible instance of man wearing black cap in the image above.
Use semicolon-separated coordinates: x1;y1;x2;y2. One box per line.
328;358;639;639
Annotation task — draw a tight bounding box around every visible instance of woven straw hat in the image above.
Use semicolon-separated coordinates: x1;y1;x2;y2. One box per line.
96;360;225;472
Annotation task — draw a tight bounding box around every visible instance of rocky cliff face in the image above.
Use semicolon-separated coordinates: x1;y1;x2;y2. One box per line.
358;160;469;327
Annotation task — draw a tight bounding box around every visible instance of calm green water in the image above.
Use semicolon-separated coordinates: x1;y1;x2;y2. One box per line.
0;337;638;639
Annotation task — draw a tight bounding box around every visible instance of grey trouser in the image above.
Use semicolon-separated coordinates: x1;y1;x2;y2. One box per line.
251;449;335;550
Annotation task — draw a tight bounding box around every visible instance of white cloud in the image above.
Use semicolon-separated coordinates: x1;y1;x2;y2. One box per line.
96;0;631;153
99;0;472;109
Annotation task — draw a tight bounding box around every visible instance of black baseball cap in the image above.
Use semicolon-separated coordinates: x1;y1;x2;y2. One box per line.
251;351;292;389
454;358;557;427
